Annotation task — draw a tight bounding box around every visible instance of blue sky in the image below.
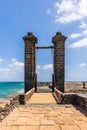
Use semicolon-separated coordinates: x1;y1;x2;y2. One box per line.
0;0;87;81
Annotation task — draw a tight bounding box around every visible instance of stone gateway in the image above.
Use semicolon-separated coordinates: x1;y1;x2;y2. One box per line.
23;32;66;93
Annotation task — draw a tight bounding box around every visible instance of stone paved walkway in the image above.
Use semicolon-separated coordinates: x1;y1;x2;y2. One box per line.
27;93;57;104
0;105;87;130
37;86;52;93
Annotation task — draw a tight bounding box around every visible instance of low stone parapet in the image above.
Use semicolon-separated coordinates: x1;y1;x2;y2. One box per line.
25;88;35;102
19;88;35;104
0;88;35;121
54;87;76;104
0;94;19;122
62;93;77;104
76;94;87;110
54;88;62;103
54;87;87;110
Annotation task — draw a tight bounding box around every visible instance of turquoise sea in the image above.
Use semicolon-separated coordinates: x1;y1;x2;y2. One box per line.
0;82;24;98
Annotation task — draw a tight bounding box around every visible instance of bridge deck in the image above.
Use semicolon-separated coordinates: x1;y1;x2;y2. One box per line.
27;93;56;104
27;86;56;104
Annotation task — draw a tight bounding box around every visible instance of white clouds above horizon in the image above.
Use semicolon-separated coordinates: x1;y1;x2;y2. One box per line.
54;0;87;24
37;64;53;70
36;64;53;81
69;37;87;48
69;21;87;39
79;63;86;68
8;58;24;72
69;29;87;39
47;0;87;49
0;59;3;64
69;33;81;39
0;58;87;81
79;21;87;29
0;68;10;73
0;60;53;81
0;58;24;81
43;64;53;70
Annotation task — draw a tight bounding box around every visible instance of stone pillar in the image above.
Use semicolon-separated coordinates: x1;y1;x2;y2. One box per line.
23;32;37;93
52;32;67;92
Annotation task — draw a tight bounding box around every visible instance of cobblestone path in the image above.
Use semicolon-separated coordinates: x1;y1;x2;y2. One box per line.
0;105;87;130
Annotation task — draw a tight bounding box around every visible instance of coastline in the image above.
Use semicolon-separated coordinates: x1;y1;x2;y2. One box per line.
0;82;24;98
0;81;87;99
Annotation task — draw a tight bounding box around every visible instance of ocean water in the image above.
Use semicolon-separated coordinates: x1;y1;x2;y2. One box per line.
0;82;24;98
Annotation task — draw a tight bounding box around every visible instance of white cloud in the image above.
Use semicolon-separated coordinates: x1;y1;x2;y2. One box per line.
0;68;10;73
8;58;24;72
36;64;54;81
37;65;41;70
82;30;87;35
79;63;86;68
0;58;24;81
43;64;53;70
36;64;53;70
55;0;76;14
69;33;81;39
69;37;87;48
0;59;3;64
69;28;87;39
79;21;87;29
47;9;51;14
54;0;87;24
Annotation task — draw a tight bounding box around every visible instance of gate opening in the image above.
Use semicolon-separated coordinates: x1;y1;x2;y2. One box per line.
36;46;54;92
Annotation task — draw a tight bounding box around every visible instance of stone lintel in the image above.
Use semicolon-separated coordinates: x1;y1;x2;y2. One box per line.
23;32;37;43
52;32;67;43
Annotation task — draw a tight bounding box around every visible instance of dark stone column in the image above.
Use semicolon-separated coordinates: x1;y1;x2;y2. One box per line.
23;32;37;93
52;32;67;92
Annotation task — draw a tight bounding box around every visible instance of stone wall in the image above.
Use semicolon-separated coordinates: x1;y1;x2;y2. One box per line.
62;93;77;104
76;94;87;110
54;87;76;104
19;88;35;105
54;88;62;103
54;87;87;110
25;88;35;102
0;94;19;122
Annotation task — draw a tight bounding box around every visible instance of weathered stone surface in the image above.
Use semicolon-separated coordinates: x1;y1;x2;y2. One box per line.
23;32;37;93
76;94;87;110
62;93;77;104
0;105;87;130
0;94;19;122
19;88;35;104
54;87;87;110
54;87;62;103
52;32;66;92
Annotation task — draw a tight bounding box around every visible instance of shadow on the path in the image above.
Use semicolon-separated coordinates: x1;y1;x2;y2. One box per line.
74;105;87;117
